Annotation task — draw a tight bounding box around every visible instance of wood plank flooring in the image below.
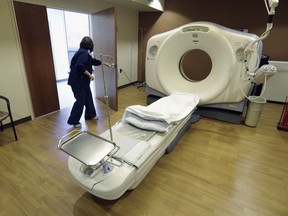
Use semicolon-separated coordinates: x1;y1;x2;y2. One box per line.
0;85;288;216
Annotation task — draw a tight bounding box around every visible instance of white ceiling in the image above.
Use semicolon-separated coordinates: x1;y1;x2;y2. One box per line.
100;0;164;12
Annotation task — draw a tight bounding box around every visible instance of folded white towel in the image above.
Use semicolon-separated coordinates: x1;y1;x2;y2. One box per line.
123;92;200;132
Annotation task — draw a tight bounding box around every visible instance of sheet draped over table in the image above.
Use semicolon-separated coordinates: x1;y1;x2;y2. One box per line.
122;92;200;132
67;92;200;190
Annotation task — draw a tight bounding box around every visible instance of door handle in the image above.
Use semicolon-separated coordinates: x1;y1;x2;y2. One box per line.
111;63;118;68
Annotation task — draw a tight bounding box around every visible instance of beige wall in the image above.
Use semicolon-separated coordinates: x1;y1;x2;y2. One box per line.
117;7;139;85
139;0;288;80
0;0;31;121
0;0;139;122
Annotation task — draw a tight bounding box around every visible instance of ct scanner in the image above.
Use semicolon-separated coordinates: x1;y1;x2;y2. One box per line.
59;0;279;201
145;21;263;105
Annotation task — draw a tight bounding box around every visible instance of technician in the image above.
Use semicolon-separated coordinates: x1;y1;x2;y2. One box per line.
67;36;101;128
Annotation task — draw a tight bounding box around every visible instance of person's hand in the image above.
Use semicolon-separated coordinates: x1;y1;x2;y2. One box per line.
84;70;94;80
89;74;94;81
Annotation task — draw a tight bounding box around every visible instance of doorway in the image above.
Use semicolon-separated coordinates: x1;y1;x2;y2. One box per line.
14;2;118;117
47;8;94;109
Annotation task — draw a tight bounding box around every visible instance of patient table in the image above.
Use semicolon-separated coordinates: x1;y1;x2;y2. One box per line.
59;92;200;200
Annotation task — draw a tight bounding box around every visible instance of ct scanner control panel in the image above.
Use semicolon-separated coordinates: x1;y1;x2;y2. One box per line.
182;26;209;33
148;45;158;59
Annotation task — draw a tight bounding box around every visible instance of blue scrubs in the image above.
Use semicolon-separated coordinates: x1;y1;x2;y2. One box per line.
67;48;101;125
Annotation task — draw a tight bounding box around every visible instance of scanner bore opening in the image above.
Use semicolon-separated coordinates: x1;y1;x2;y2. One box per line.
179;49;212;82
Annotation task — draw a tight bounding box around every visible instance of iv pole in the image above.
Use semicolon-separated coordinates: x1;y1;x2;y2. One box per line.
59;54;118;176
99;53;114;142
98;54;117;174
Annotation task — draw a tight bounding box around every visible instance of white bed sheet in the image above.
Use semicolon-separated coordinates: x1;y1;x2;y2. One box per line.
67;92;200;199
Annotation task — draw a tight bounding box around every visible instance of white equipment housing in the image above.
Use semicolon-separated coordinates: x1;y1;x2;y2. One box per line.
145;21;263;105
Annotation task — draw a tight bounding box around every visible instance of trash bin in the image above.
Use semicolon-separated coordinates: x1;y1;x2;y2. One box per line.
244;96;266;127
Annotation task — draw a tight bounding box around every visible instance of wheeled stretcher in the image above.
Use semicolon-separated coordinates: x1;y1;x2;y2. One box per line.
59;92;200;200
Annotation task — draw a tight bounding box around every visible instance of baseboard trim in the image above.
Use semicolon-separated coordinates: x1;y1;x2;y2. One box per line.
2;116;31;129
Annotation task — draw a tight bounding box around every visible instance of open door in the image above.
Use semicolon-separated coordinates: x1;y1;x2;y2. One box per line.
91;7;118;111
13;1;60;117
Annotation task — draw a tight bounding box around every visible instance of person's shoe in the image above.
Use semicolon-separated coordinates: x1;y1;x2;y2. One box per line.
73;123;82;128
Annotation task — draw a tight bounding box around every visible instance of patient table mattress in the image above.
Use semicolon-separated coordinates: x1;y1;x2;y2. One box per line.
68;112;194;200
66;92;200;200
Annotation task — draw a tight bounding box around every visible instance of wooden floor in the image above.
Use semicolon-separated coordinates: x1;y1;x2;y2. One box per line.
0;85;288;216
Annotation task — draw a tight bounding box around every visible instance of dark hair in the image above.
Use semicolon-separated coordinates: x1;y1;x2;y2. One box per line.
80;36;94;52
